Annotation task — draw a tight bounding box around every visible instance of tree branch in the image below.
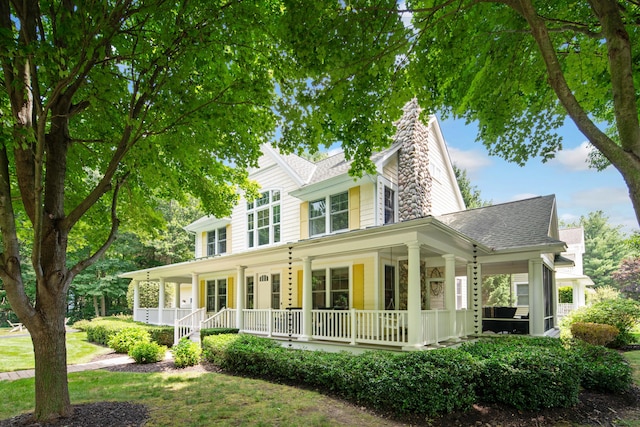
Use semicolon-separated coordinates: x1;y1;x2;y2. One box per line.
68;173;128;281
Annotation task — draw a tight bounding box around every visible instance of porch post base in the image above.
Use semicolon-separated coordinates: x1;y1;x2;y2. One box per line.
402;344;425;351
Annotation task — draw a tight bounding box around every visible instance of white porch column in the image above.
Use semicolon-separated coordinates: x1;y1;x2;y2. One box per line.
174;282;180;309
300;256;313;341
133;280;140;322
236;266;246;331
443;254;456;339
191;273;200;313
528;258;544;336
158;278;165;325
405;241;422;349
573;281;586;309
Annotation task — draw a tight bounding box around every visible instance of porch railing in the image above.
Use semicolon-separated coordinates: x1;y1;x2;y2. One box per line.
201;308;237;329
557;303;574;318
174;308;206;345
134;308;192;326
242;309;302;337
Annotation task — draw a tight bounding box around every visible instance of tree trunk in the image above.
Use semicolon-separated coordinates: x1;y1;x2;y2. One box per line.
100;295;106;317
31;292;71;420
93;296;100;318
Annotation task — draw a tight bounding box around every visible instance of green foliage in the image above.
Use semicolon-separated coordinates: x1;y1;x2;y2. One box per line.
200;328;239;341
482;274;514;307
460;337;582;409
572;342;632;393
588;286;621;304
453;165;490;208
172;338;202;368
577;212;631;289
570;322;619;347
128;341;167;364
126;281;175;310
107;328;151;354
613;257;640;301
202;334;244;367
147;326;175;347
558;286;573;303
561;298;640;347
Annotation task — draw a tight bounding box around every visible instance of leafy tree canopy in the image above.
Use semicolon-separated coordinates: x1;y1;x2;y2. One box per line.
453;165;491;209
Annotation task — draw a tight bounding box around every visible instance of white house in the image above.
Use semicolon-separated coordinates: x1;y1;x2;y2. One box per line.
556;227;594;316
121;99;570;349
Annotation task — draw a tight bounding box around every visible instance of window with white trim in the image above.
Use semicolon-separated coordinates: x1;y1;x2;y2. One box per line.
206;278;227;312
311;267;350;308
271;273;280;309
206;227;227;256
246;276;254;309
309;191;349;237
247;190;280;248
516;283;529;306
377;176;398;225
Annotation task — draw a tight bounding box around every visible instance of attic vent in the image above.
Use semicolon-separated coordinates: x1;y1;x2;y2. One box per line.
259;274;269;282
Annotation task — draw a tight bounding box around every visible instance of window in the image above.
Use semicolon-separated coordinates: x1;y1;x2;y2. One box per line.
516;283;529;306
271;273;280;309
246;276;255;309
312;270;327;308
311;267;350;308
309;191;349;236
456;277;467;309
384;186;396;224
384;265;396;310
330;267;349;308
377;176;397;225
206;279;227;312
207;227;227;256
247;190;281;248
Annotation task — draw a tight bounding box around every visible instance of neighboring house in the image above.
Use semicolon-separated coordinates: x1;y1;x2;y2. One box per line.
555;227;594;317
121;99;569;349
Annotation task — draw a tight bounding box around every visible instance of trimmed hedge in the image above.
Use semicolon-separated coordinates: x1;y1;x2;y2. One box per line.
202;334;632;417
75;317;173;347
200;328;239;341
107;327;151;354
570;322;619;346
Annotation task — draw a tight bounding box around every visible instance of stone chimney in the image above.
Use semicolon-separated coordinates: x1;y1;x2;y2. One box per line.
395;98;432;221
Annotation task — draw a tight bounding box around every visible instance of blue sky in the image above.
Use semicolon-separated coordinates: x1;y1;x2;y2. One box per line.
438;116;638;234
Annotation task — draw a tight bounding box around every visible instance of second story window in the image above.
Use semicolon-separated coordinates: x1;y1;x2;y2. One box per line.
207;227;227;256
309;191;349;237
247;190;281;248
384;186;396;224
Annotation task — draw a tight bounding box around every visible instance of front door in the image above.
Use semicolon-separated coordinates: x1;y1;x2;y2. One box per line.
256;273;271;309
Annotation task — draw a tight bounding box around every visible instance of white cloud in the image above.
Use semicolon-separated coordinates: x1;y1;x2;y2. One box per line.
550;142;593;171
447;147;492;174
569;186;630;209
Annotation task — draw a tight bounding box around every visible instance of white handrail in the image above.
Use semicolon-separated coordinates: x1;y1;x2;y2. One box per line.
174;308;206;345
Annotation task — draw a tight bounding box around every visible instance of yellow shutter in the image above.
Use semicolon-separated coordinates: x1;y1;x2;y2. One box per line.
227;277;234;309
349;186;360;230
300;202;309;240
297;270;303;307
199;280;206;309
353;264;364;309
226;224;232;253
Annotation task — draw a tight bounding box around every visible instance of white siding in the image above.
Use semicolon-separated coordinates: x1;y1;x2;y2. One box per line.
427;119;465;215
230;153;300;253
382;154;398;182
359;182;376;228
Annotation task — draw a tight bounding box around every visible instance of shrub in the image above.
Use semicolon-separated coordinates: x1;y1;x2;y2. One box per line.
148;326;174;347
558;286;573;303
200;328;239;341
129;341;167;364
172;338;202;368
562;298;640;347
461;337;581;410
71;319;91;331
572;342;632;393
202;333;243;366
107;327;151;354
570;322;619;346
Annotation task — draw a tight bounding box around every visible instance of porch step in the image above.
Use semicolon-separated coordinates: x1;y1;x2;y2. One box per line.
188;331;201;343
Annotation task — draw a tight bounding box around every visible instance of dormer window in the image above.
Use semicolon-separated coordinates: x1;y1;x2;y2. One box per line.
207;227;227;256
247;190;281;248
309;191;349;237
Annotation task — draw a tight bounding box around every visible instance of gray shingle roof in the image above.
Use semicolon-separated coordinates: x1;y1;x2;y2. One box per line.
437;195;564;251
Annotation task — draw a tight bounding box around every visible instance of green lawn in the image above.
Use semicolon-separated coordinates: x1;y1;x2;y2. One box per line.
0;332;111;372
0;370;397;427
625;350;640;387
